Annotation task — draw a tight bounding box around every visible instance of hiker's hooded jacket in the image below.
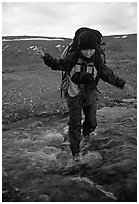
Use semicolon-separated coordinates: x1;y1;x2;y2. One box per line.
42;48;125;105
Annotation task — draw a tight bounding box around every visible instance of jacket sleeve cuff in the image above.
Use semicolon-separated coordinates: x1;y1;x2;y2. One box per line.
41;53;54;67
118;79;126;89
41;53;50;60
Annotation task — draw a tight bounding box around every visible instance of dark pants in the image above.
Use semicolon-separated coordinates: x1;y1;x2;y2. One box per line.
67;91;97;157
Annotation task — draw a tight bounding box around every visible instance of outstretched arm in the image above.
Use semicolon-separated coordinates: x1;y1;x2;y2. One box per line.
36;49;76;72
99;59;126;89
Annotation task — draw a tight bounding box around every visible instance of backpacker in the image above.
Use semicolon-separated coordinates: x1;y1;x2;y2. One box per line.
60;27;106;98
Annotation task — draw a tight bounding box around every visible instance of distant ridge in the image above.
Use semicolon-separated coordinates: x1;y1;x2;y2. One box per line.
2;33;137;40
2;35;72;40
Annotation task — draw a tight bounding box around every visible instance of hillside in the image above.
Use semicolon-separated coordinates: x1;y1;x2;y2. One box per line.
2;36;71;67
2;33;137;202
2;34;137;124
2;34;137;67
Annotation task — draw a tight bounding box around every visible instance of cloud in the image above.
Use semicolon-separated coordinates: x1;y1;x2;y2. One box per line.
2;2;137;37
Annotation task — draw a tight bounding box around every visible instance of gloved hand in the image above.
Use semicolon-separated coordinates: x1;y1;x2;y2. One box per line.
35;49;45;57
80;72;92;84
71;72;93;84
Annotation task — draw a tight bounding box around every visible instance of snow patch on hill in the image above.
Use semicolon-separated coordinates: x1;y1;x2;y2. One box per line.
114;35;128;39
122;35;127;38
2;38;65;42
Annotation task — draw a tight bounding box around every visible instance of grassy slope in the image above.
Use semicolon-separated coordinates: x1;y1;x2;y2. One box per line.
2;38;71;123
2;34;137;124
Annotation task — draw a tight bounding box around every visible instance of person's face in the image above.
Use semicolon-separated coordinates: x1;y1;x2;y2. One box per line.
81;49;95;58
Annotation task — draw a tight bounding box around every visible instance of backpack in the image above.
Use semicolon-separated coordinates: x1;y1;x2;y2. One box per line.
60;27;106;98
70;27;103;52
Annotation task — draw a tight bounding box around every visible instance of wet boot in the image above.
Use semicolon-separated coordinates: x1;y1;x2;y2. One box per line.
80;131;97;151
64;154;84;174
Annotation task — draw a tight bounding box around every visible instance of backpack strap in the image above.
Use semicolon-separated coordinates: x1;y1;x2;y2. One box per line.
60;43;72;98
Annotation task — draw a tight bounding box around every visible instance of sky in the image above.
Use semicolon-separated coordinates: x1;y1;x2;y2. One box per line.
2;1;137;38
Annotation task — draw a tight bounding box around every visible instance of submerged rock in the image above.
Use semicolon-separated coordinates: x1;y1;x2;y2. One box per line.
83;151;103;168
41;131;64;147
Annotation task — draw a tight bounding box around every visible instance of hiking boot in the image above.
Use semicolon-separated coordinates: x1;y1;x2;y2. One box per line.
80;131;97;151
89;131;97;141
65;154;83;171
